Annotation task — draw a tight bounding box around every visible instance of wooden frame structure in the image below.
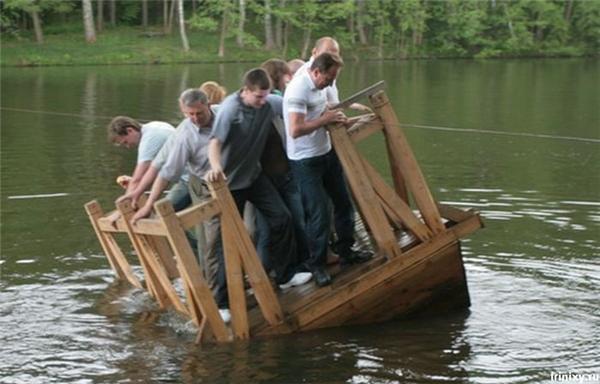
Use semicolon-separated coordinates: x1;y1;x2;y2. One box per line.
85;84;483;344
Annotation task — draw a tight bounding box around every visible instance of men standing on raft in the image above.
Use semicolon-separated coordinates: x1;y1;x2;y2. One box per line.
284;52;371;287
206;68;312;321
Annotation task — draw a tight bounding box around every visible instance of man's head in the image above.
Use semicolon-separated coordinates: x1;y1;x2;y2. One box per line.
108;116;142;149
261;59;292;93
309;52;344;90
287;59;305;76
312;37;340;58
179;88;212;127
240;68;272;109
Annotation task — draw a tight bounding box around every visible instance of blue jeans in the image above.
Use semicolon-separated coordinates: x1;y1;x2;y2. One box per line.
213;173;297;308
289;150;355;269
255;171;309;272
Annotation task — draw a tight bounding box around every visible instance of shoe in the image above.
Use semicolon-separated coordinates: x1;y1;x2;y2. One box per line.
341;249;373;266
311;267;332;287
279;272;313;289
219;308;231;323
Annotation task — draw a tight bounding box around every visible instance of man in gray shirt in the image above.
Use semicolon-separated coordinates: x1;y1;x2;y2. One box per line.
206;68;312;315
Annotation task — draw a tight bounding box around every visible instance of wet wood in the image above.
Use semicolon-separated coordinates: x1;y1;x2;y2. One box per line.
84;200;142;288
370;91;445;234
154;200;230;343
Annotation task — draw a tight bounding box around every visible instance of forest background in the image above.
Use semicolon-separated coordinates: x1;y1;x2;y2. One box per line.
1;0;599;66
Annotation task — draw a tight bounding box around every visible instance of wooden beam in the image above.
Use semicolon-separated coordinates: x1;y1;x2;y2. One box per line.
347;114;384;143
208;179;285;326
221;213;250;340
117;200;188;314
176;198;221;230
359;156;433;242
328;123;402;259
146;235;179;279
154;199;230;343
84;200;142;288
331;80;385;110
370;91;445;234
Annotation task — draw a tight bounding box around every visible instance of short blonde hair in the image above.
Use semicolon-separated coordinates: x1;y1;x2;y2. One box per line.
199;81;227;104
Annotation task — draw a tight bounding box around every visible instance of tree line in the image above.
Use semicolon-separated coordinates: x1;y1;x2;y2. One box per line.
2;0;598;59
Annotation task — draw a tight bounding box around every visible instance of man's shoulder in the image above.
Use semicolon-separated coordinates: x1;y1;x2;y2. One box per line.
143;121;175;132
285;73;310;98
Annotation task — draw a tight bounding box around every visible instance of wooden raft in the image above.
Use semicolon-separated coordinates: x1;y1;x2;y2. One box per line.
84;83;483;343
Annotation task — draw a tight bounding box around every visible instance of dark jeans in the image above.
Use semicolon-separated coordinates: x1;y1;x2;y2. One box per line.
255;171;309;272
214;173;297;308
289;150;355;270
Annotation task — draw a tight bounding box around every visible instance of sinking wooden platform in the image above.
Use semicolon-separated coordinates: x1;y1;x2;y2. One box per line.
84;83;483;344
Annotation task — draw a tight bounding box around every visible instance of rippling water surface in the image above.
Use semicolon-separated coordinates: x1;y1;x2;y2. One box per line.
1;59;599;383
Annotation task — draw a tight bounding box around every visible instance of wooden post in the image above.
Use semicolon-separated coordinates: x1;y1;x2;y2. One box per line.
359;155;433;243
146;236;179;279
84;200;142;289
154;199;230;343
117;200;187;314
221;214;250;340
369;91;445;234
328;124;402;259
208;179;285;326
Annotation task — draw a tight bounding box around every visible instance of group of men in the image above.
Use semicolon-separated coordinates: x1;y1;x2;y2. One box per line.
107;37;371;323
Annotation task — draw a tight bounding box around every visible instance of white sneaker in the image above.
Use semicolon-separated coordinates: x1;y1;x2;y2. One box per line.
219;308;231;323
279;272;313;289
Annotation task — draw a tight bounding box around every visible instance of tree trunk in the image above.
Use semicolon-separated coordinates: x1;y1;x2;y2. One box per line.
564;0;574;23
237;0;245;47
264;0;275;49
218;3;229;57
356;0;368;45
97;0;104;32
348;12;355;45
275;0;286;48
168;0;176;34
178;0;190;51
82;0;96;43
163;0;169;32
301;27;311;59
30;10;43;44
110;0;116;27
282;20;290;56
142;0;148;29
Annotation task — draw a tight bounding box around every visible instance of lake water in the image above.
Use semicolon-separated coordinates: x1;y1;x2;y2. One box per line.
1;59;599;383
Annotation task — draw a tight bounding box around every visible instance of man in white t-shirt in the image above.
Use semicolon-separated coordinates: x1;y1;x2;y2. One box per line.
108;116;175;195
284;52;371;287
296;36;371;112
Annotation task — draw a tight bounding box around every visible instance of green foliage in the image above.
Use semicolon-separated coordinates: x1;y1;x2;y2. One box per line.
1;0;598;66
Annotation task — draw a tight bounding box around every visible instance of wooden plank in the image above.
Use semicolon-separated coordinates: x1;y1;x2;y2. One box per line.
97;215;129;233
129;218;167;236
221;212;250;340
208;179;285;326
84;200;142;288
146;235;179;279
176;199;221;230
359;156;433;242
370;91;445;234
445;212;484;239
279;230;459;333
330;80;385;110
117;200;187;313
154;199;230;343
328;124;402;258
302;242;467;330
438;203;478;223
347;115;384;143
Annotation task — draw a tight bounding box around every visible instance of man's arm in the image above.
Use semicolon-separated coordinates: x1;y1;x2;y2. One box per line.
131;176;170;224
288;109;347;139
116;165;159;207
125;161;151;194
206;138;226;182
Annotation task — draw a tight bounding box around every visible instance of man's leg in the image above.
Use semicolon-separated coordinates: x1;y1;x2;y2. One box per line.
247;173;297;285
290;155;332;286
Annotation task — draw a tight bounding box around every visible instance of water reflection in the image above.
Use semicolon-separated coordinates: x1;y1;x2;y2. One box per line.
1;59;599;383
